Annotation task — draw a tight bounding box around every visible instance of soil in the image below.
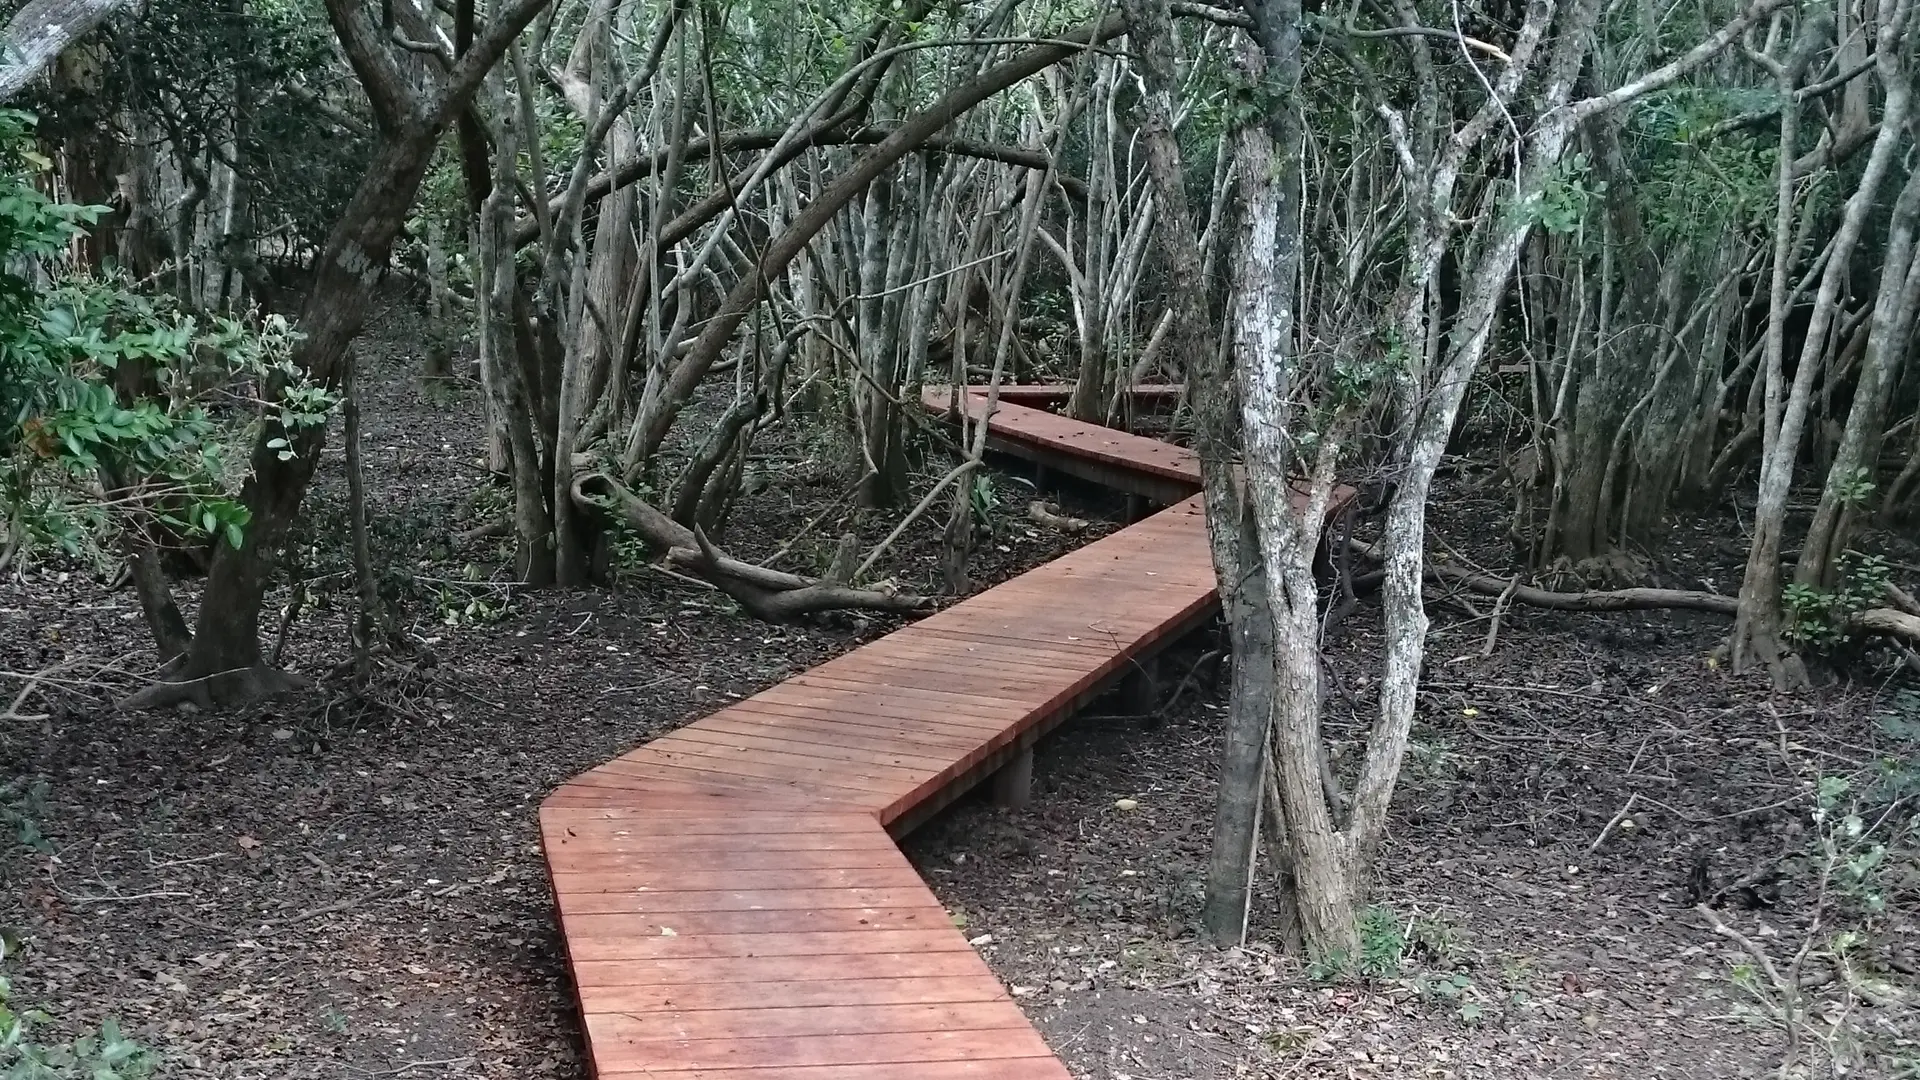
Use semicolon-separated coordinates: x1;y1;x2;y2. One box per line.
1;297;1915;1080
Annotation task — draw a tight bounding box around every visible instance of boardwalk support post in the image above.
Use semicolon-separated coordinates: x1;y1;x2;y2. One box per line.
992;746;1035;808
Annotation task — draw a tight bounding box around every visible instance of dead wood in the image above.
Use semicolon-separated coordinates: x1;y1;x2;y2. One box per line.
1349;539;1920;650
1028;499;1091;534
572;472;932;622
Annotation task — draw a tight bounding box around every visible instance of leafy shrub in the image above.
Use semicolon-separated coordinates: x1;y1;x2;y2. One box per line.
1;936;156;1079
0;109;334;572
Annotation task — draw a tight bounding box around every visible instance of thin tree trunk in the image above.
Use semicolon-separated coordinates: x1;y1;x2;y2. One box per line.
1796;160;1920;587
1733;9;1912;680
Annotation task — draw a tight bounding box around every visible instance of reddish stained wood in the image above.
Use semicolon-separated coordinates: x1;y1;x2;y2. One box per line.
566;949;997;988
597;1062;1071;1080
563;928;975;963
548;865;927;894
540;389;1244;1079
584;1029;1059;1072
588;1000;1035;1042
582;976;1013;1014
554;886;948;917
561;906;953;939
659;725;960;772
693;712;990;756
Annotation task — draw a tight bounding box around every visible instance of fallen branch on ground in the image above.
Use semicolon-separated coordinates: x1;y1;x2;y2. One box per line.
1028;500;1091;534
1348;540;1920;650
573;472;932;622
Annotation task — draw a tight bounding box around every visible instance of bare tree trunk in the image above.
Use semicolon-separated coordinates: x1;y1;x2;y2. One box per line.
1733;8;1912;681
344;350;381;687
424;216;454;379
1122;0;1296;949
475;96;556;586
120;0;557;708
1796;161;1920;587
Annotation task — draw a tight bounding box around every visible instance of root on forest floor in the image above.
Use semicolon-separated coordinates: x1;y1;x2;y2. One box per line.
573;472;933;622
119;662;313;712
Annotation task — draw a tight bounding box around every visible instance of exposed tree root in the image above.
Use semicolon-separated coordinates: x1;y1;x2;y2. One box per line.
1350;540;1920;651
573;472;933;622
119;663;313;712
1028;500;1091;534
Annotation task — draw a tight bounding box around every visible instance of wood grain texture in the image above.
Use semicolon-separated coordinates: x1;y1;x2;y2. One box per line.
541;389;1227;1078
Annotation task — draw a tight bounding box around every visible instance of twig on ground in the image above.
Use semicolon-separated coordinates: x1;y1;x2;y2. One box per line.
1588;793;1640;852
267;885;404;928
1479;574;1521;657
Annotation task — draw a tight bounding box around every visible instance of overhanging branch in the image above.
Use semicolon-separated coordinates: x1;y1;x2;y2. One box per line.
0;0;132;102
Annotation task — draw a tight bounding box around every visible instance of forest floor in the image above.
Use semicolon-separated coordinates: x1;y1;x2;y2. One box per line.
2;298;1917;1080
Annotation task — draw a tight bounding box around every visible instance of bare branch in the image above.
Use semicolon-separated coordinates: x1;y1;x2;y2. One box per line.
1569;0;1797;121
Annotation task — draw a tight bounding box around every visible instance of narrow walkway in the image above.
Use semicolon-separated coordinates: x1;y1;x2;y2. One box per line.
541;391;1214;1077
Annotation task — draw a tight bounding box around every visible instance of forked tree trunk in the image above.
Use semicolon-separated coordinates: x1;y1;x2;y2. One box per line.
1796;161;1920;588
1733;14;1911;680
121;0;555;708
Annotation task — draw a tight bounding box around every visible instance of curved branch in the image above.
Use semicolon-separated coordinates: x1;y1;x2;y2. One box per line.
627;12;1127;466
516;127;1087;248
572;473;931;621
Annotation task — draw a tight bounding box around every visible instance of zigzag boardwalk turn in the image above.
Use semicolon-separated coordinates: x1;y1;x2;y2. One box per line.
541;390;1216;1077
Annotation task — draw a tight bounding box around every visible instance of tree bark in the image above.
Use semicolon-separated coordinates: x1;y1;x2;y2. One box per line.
1732;9;1911;682
1796;158;1920;587
0;0;133;101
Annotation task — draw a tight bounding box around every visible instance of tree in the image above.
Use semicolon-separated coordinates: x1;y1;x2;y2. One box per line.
123;0;555;708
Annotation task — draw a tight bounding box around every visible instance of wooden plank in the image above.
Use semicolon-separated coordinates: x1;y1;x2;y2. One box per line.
561;906;955;939
567;949;995;988
591;749;906;802
599;1062;1070;1080
661;725;960;773
694;711;992;756
548;846;918;878
581;976;1009;1013
544;827;897;856
597;1062;1071;1080
638;734;938;790
564;928;974;963
555;886;948;917
549;866;927;894
584;1029;1059;1072
540;807;883;838
587;1000;1034;1042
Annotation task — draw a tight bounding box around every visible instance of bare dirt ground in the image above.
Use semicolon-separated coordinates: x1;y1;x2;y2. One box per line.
2;301;1915;1079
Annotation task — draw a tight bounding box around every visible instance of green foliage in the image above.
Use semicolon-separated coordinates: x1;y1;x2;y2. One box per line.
111;0;362;259
1832;466;1877;509
1306;904;1406;982
0;111;330;570
1871;691;1920;803
1534;152;1603;236
0;781;50;856
1;936;156;1080
1782;552;1893;652
969;473;999;523
1628;89;1779;244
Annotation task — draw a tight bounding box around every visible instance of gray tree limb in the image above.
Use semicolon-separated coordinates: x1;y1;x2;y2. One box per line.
0;0;132;102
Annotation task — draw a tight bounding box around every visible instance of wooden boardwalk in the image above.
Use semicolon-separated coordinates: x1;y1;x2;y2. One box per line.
542;387;1218;1077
